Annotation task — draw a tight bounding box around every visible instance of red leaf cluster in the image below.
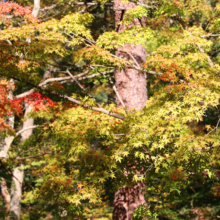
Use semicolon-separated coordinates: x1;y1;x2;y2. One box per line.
0;81;22;117
0;80;22;131
0;2;39;22
17;92;55;112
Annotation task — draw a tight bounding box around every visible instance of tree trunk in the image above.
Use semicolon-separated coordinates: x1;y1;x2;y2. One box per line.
0;84;15;158
1;177;10;219
10;165;24;220
32;0;40;17
113;0;148;219
10;4;40;218
10;106;34;220
0;82;14;218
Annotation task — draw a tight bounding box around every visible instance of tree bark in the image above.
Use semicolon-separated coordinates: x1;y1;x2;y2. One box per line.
32;0;40;17
0;85;15;158
0;82;14;218
10;165;24;220
1;177;10;219
113;0;148;219
10;4;41;218
114;0;147;111
10;106;34;220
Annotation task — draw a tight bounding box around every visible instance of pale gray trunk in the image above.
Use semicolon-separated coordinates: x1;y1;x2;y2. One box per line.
0;83;14;217
0;87;15;158
9;2;40;217
0;130;14;158
10;165;24;220
10;106;34;220
1;177;10;219
32;0;40;17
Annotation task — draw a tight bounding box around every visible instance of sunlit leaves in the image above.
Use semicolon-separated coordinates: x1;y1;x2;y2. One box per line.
97;26;155;50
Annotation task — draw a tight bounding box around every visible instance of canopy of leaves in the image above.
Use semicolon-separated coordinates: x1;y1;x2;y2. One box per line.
2;0;220;219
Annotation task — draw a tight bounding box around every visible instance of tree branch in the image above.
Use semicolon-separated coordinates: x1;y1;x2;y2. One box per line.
66;69;101;107
16;125;39;136
8;75;125;120
90;66;126;108
15;151;53;160
16;70;113;99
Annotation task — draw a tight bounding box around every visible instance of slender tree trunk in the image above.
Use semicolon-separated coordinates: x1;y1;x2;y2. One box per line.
0;81;14;218
1;178;10;219
32;0;40;17
10;4;40;218
0;84;15;158
10;165;24;220
10;106;34;220
113;0;148;219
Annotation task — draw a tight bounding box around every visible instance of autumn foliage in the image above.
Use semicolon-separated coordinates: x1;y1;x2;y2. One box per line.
0;2;39;23
2;0;220;219
0;80;22;131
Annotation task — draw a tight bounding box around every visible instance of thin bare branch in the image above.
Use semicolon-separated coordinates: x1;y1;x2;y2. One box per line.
15;151;53;160
40;4;57;12
201;34;220;38
66;69;101;107
189;32;220;72
59;70;114;84
16;70;90;99
90;66;126;108
8;75;125;120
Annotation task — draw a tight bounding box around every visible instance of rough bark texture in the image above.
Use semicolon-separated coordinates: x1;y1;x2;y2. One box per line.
114;0;148;111
115;45;147;110
113;0;148;219
10;106;34;220
113;183;147;220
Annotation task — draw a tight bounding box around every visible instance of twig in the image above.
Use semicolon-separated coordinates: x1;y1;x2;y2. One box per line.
59;70;114;84
118;49;140;69
90;66;126;108
16;70;90;99
189;32;219;72
6;74;125;120
15;151;53;160
201;34;220;38
16;147;36;157
39;4;57;12
205;118;220;137
0;159;21;185
66;69;101;107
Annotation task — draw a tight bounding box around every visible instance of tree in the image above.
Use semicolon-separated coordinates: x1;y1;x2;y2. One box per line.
1;0;220;219
112;0;148;219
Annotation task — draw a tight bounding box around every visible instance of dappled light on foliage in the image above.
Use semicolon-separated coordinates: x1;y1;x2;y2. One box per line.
2;0;220;219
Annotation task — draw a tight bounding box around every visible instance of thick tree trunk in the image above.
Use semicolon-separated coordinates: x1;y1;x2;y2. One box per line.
113;0;148;219
10;106;34;220
114;0;147;111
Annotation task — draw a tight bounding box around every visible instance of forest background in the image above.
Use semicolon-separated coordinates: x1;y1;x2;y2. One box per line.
1;0;220;219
